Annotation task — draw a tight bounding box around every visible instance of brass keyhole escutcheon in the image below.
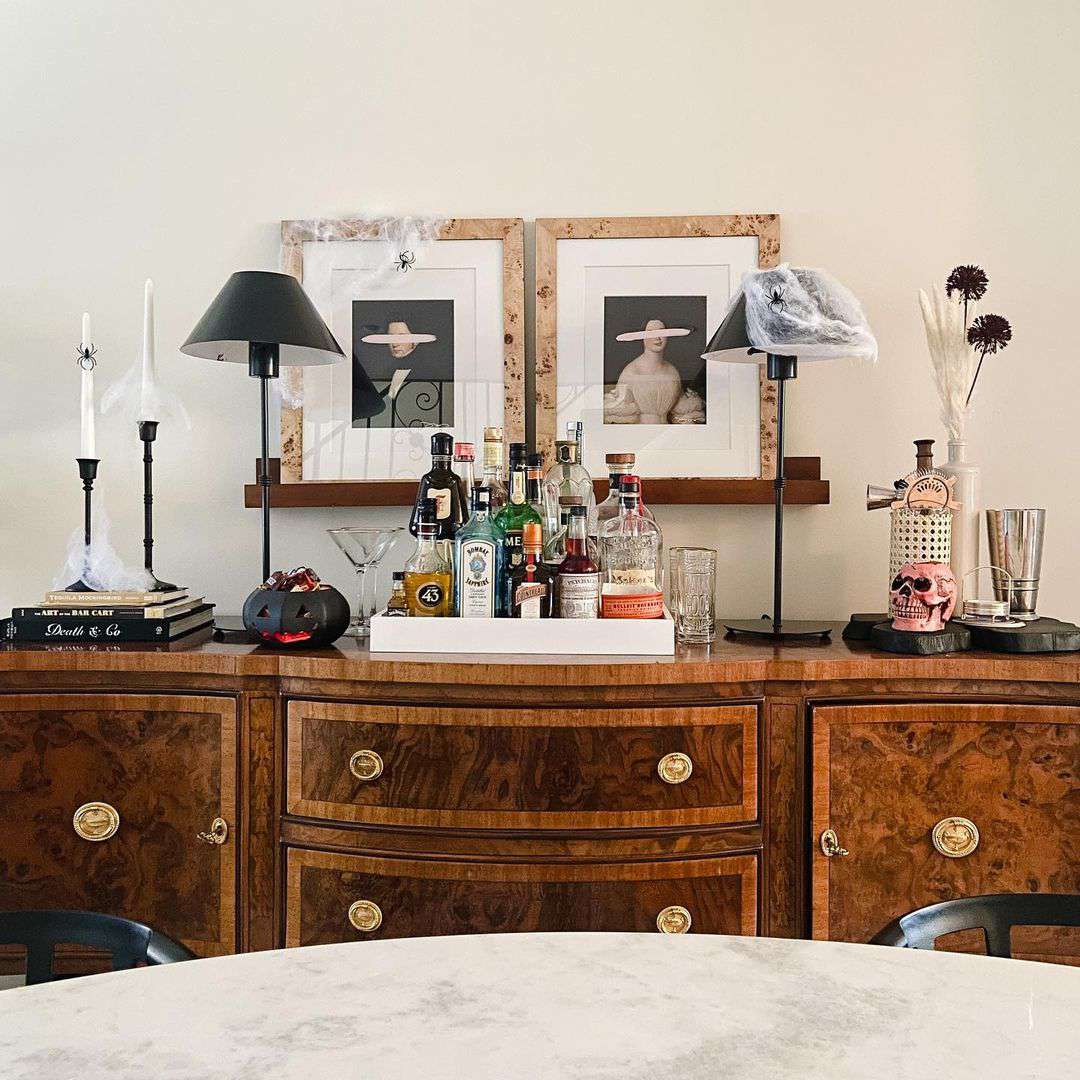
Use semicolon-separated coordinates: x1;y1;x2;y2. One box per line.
657;752;693;785
656;905;692;934
197;817;229;846
348;900;383;933
72;802;120;842
819;829;849;858
349;749;384;782
932;816;979;858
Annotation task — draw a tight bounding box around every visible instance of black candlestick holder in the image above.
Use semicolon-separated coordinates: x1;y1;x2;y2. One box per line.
138;420;178;592
66;457;100;592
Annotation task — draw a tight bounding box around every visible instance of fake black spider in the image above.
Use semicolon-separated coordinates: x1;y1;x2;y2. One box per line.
397;250;416;272
767;286;785;315
74;343;97;370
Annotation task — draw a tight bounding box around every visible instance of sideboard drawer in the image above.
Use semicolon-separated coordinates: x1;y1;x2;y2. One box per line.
0;692;238;957
286;700;758;828
285;848;757;945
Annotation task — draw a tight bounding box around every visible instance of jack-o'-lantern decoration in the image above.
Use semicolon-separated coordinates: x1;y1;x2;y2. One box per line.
242;567;350;647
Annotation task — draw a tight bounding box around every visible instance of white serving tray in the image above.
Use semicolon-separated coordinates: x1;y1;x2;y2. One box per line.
368;610;675;655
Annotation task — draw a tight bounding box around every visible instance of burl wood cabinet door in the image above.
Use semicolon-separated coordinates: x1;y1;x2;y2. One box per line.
286;849;758;945
812;703;1080;963
0;693;238;956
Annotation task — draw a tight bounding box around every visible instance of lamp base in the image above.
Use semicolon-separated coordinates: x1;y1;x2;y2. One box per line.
723;618;833;643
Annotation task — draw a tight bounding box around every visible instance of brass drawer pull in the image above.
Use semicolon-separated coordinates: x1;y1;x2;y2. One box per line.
72;801;119;842
657;752;693;785
197;817;229;846
656;905;692;934
348;899;383;932
932;816;979;858
820;829;849;858
349;749;384;782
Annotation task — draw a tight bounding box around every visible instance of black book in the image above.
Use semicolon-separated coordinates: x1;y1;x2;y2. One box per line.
3;605;214;643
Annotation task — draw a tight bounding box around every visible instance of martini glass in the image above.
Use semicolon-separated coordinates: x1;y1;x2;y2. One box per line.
328;527;403;637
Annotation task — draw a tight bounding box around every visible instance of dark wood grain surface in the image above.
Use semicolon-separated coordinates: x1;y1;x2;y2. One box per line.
0;693;237;956
812;703;1080;963
287;702;757;829
286;849;758;945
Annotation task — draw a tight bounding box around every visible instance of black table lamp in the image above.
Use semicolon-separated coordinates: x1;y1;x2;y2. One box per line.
181;270;364;581
702;266;876;643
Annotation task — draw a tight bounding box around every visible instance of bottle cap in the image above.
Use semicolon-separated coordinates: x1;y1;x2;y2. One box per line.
527;452;543;469
619;474;641;494
508;442;528;466
569;504;587;517
522;521;543;552
559;495;584;506
606;452;635;465
471;486;490;511
483;426;504;442
392;571;404;582
454;441;475;460
431;432;453;457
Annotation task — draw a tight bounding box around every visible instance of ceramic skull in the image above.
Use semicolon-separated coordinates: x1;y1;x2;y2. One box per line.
890;561;958;632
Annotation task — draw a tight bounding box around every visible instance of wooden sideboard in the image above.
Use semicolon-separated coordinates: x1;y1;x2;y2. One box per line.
1;634;1077;970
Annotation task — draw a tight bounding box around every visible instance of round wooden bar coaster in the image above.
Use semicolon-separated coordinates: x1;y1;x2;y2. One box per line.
963;617;1080;654
869;620;972;655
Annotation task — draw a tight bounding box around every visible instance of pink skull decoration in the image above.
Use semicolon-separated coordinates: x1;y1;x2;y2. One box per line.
890;562;958;632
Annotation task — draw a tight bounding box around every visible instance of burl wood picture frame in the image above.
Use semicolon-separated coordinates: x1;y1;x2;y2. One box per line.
279;217;525;487
534;214;781;482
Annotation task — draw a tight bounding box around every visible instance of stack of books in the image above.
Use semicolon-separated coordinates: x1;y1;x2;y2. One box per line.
4;588;214;643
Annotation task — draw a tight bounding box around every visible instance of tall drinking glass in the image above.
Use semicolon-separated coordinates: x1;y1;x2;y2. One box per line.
669;546;717;644
328;527;403;637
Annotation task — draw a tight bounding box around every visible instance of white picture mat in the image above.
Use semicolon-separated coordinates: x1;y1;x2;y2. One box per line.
555;236;760;478
299;239;505;480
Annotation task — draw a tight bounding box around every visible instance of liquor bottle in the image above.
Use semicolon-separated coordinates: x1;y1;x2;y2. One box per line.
542;440;595;544
509;521;555;618
526;452;546;533
557;504;600;619
598;475;662;591
543;494;583;565
589;452;659;563
385;571;409;616
493;442;542;580
410;432;466;562
404;499;453;617
454;486;505;618
453;442;476;508
481;426;508;511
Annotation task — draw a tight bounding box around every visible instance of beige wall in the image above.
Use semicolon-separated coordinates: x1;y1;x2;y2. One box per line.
1;1;1077;622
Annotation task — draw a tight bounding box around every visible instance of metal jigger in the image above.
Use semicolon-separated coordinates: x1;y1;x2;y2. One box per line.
138;420;178;592
66;457;100;591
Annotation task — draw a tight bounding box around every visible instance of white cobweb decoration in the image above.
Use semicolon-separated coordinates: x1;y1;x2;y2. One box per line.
53;509;154;592
101;360;192;428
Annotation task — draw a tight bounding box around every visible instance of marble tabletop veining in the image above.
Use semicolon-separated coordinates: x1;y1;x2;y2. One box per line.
1;932;1077;1079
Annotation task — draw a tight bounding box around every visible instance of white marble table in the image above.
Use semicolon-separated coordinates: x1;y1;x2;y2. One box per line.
2;933;1078;1078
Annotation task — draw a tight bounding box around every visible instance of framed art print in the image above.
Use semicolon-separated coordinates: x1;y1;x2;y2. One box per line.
535;215;781;480
280;217;524;484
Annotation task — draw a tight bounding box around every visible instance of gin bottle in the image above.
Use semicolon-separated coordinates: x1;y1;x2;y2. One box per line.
454;486;505;618
598;475;662;590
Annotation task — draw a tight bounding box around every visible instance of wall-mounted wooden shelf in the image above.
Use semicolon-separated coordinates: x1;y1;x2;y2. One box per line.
243;458;829;508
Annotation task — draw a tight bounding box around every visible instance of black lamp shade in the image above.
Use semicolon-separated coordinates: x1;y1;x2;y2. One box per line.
701;292;754;361
181;271;344;367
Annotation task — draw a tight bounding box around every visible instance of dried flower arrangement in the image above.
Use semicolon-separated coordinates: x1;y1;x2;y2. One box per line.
920;265;1012;438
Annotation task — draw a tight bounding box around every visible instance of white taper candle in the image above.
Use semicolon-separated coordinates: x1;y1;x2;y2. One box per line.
79;312;96;458
139;278;158;421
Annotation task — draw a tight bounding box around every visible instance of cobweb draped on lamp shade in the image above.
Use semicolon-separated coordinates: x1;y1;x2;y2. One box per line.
702;265;877;364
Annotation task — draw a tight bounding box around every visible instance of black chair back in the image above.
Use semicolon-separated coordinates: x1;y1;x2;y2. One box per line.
871;893;1080;958
0;909;194;985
